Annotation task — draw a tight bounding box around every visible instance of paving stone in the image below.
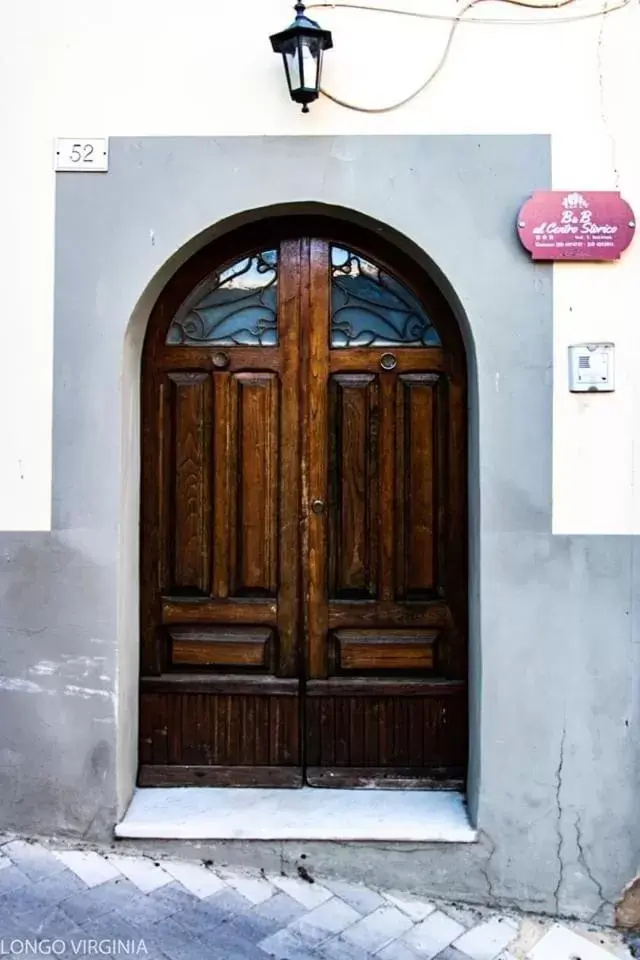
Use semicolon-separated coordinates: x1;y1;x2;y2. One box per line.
287;896;361;946
0;873;81;918
60;877;146;924
200;923;268;959
131;914;208;960
0;883;49;919
0;913;42;942
453;916;519;960
529;923;625;960
402;910;467;959
1;841;66;882
270;874;334;910
205;886;254;918
149;912;264;960
581;929;632;957
323;878;384;915
219;867;277;905
106;854;172;893
80;909;162;952
318;935;375;960
0;865;30;896
150;880;203;916
253;892;307;928
341;905;414;953
434;948;477;960
168;889;251;940
439;903;490;930
104;886;184;928
227;907;283;944
0;869;86;917
506;916;550;957
161;859;226;898
379;940;424;960
259;928;321;960
130;951;171;960
53;850;120;887
16;905;86;938
384;892;438;922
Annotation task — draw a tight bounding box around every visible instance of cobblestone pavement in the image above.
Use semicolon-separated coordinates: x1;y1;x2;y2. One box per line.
0;838;634;960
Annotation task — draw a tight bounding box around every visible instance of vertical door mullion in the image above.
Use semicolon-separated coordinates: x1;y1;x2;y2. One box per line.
277;239;305;680
303;239;330;680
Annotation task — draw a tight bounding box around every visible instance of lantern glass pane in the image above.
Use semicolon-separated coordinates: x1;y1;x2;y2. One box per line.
299;38;319;90
284;45;301;92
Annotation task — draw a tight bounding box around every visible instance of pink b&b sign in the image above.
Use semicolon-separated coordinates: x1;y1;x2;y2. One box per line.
517;191;635;261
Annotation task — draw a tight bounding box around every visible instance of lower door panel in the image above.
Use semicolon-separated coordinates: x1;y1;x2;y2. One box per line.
139;676;302;787
304;678;467;789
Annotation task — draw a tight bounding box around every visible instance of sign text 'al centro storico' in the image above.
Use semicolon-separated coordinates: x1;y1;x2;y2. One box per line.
517;191;636;261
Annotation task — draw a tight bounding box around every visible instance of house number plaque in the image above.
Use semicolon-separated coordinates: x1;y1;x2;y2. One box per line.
55;138;109;172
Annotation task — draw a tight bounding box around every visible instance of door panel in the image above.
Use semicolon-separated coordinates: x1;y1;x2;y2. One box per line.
212;374;232;598
140;239;303;786
168;627;274;669
305;686;467;789
168;372;212;595
303;240;467;789
231;371;279;598
139;683;300;786
396;373;442;599
328;373;380;600
140;223;467;789
332;629;438;673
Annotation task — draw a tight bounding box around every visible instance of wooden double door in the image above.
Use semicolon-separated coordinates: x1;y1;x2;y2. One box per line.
140;219;467;788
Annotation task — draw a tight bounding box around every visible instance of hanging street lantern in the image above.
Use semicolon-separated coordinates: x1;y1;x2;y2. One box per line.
270;2;333;113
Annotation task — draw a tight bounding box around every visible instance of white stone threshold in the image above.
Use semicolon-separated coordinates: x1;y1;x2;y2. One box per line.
115;787;477;843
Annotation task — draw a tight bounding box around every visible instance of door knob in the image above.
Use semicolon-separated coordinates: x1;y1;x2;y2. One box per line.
311;499;326;515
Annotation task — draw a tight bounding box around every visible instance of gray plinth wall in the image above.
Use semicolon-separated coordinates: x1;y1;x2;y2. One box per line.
0;136;638;921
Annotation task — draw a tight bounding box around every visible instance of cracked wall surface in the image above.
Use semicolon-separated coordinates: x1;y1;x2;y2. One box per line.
0;136;638;923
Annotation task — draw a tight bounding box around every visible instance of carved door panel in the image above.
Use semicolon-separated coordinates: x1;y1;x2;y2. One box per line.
139;222;467;788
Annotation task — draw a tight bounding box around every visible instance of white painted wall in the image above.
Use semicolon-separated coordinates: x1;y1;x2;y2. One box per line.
0;0;638;532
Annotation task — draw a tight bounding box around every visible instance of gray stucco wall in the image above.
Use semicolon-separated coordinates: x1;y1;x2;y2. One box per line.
0;135;638;921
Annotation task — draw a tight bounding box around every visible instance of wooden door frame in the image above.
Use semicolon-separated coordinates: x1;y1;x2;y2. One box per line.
139;213;468;787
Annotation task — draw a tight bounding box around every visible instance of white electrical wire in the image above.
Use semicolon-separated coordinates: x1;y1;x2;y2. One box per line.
307;0;636;112
307;0;635;27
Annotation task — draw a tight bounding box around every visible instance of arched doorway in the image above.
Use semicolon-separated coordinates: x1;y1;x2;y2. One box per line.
139;215;467;789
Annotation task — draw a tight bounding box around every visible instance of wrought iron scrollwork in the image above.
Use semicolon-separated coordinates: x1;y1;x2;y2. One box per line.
330;246;441;348
166;250;279;346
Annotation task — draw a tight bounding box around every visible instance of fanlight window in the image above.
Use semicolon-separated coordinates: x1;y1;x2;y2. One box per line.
331;245;441;348
166;249;278;346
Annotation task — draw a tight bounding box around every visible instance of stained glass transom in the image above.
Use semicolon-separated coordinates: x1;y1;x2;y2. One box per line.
166;250;278;346
331;246;441;348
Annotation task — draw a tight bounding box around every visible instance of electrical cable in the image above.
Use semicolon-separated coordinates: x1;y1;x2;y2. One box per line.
306;0;636;112
318;0;473;112
307;0;635;26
